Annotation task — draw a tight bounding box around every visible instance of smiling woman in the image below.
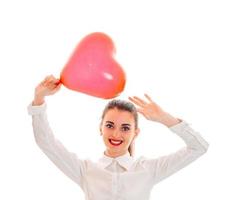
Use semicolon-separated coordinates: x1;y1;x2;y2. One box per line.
105;121;130;146
27;75;209;200
100;99;140;158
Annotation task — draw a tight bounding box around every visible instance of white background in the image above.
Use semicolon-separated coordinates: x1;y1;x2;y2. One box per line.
0;0;250;199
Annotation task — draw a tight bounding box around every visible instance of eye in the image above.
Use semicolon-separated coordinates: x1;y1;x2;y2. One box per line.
105;124;113;129
121;126;130;132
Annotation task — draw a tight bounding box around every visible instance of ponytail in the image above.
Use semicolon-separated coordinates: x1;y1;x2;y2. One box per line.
128;140;135;157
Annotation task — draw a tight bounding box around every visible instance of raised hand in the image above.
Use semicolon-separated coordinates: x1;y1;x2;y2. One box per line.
33;75;62;105
128;94;181;127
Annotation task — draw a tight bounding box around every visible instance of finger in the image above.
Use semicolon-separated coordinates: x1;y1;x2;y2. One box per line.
48;76;57;82
128;96;139;105
144;93;154;102
44;74;54;81
133;96;147;106
44;75;50;80
55;79;61;83
42;76;52;84
44;74;57;83
50;80;59;85
128;96;145;107
136;108;146;117
53;83;61;92
48;77;60;85
41;76;50;84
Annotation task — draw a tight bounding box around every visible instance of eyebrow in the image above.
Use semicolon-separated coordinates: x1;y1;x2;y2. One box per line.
105;121;131;126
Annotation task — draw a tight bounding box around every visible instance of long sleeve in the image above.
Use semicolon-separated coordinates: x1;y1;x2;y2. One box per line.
27;102;86;187
143;119;209;185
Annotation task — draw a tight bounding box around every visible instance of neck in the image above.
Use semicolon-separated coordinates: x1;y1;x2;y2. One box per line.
105;149;129;158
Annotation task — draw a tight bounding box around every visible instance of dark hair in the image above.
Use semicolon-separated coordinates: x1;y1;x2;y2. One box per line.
100;99;138;156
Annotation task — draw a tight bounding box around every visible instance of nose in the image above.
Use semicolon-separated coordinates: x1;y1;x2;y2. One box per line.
112;129;121;138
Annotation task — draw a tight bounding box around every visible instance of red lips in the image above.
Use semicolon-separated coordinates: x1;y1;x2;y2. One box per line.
109;139;123;146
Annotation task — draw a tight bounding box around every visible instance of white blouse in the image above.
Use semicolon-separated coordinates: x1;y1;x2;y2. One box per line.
27;102;209;200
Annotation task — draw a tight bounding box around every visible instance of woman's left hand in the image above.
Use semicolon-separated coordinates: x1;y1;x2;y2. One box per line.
128;94;181;127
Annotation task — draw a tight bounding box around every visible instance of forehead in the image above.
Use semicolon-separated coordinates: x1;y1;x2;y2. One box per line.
103;108;135;124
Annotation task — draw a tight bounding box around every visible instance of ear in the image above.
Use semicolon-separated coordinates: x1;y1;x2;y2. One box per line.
99;123;103;135
99;125;103;136
136;128;140;135
134;128;140;138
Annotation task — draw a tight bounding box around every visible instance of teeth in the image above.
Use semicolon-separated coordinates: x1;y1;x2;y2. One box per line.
111;140;121;144
110;139;123;145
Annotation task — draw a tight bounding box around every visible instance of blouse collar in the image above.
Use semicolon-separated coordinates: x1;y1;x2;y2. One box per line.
98;151;134;170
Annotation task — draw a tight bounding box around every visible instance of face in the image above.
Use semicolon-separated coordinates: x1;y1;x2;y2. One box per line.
100;108;140;158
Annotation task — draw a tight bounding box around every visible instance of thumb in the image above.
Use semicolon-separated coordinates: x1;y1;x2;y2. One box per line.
53;83;62;92
55;79;61;84
136;108;145;116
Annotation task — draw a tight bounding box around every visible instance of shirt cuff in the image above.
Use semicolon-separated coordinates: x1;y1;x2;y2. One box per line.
27;101;47;115
168;119;190;133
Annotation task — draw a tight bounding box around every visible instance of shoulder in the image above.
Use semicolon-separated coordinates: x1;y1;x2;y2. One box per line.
133;156;158;168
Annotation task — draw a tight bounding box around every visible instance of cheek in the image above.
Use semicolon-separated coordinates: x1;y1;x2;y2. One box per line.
100;126;108;134
102;130;110;138
102;133;110;144
101;128;115;139
123;133;134;141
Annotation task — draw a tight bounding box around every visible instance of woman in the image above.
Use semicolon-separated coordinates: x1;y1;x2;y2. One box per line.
27;75;209;200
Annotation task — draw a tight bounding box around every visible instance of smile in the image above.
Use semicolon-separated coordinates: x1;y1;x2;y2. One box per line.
109;139;123;146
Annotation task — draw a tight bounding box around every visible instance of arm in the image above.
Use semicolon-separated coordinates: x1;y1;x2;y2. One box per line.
27;101;86;187
28;75;86;187
145;119;208;184
129;94;209;184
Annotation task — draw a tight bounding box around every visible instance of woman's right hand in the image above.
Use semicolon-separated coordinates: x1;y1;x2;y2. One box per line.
33;75;62;105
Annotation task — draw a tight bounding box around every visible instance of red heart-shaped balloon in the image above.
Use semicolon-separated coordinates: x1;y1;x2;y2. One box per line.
60;32;126;99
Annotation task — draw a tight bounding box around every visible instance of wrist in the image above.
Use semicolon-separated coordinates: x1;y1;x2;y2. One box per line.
33;95;45;106
162;118;182;128
159;112;182;127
